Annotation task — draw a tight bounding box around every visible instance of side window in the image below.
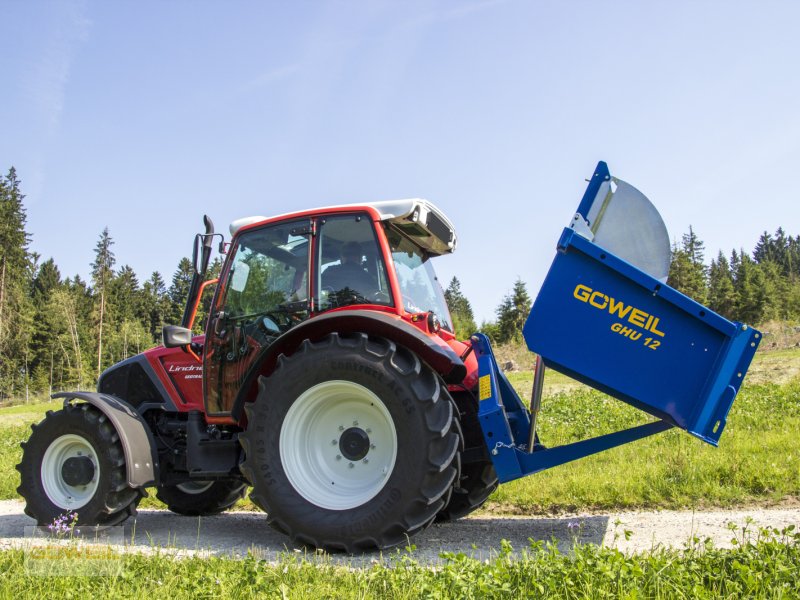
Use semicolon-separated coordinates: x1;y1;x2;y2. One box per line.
223;221;310;329
317;214;393;310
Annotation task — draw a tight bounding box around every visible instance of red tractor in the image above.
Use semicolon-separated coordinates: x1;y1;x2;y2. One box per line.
17;163;760;552
18;199;488;551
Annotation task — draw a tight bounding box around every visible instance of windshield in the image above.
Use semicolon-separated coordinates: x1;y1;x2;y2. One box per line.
384;225;452;332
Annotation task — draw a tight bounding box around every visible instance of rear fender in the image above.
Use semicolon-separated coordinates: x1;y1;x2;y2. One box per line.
229;310;467;421
54;392;159;488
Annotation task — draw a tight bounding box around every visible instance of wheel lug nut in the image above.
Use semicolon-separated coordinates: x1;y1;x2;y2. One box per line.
352;420;358;426
370;444;376;450
336;455;342;461
331;440;337;445
362;458;369;464
365;428;371;434
338;425;344;431
348;463;354;469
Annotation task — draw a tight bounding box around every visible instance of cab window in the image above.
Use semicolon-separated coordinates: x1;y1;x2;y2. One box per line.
317;214;393;310
223;221;310;330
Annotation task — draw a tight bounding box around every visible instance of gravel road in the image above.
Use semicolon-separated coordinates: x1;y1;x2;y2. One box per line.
2;500;797;564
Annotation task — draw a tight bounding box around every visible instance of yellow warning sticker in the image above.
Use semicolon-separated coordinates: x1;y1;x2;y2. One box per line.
479;375;492;400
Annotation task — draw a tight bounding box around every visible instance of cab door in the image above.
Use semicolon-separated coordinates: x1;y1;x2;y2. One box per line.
204;220;311;415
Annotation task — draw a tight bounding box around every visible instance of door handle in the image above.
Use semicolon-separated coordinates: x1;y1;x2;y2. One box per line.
213;311;226;336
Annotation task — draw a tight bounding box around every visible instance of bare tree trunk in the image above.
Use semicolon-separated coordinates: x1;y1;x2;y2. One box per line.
0;258;6;349
57;340;70;390
60;296;83;389
97;288;105;379
24;350;28;403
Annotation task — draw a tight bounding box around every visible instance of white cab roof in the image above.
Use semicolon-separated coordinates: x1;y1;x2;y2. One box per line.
229;198;457;255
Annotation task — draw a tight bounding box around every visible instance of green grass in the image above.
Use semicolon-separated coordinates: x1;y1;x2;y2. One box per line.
0;527;798;599
2;351;799;515
491;380;800;513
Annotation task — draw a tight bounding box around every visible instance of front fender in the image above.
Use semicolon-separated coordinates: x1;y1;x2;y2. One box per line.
53;392;159;488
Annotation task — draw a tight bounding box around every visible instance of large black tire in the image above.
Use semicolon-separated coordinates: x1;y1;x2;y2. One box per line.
437;390;499;521
437;462;498;521
156;480;247;516
16;403;142;527
239;332;461;553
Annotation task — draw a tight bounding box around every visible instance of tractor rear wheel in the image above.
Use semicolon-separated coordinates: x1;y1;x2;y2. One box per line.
436;462;498;521
239;332;461;553
16;403;142;527
437;390;498;521
156;480;247;516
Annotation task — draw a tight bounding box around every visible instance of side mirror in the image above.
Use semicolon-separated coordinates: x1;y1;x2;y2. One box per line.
163;325;193;348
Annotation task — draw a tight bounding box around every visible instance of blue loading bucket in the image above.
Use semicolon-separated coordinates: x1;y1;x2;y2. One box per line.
523;228;760;446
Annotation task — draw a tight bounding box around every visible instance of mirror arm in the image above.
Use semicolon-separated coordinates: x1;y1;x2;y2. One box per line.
185;277;219;332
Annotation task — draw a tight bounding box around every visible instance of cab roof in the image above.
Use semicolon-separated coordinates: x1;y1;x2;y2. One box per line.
229;198;457;256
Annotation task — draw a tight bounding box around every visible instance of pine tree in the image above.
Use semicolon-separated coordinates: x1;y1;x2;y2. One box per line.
110;265;141;324
732;253;771;324
29;258;62;391
142;271;170;341
707;252;736;320
444;276;477;339
495;278;531;344
0;168;34;398
91;228;116;377
168;257;194;325
753;231;775;264
788;235;800;278
667;227;708;303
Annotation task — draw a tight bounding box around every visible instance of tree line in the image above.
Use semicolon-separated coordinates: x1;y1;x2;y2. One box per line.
446;228;800;343
1;166;798;399
0;168;216;400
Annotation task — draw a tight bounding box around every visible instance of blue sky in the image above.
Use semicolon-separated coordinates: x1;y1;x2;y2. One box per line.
2;0;798;324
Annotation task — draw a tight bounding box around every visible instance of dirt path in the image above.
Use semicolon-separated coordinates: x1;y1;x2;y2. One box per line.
1;500;797;564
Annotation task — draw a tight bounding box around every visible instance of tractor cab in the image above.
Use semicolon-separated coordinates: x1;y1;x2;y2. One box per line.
188;200;462;416
220;198;457;322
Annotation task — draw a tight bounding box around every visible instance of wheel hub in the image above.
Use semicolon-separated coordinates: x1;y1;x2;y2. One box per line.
41;434;101;510
280;380;398;510
61;456;95;487
339;427;370;461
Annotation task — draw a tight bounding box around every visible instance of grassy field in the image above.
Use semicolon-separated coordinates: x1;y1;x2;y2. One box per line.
0;526;797;598
1;349;798;598
1;348;799;515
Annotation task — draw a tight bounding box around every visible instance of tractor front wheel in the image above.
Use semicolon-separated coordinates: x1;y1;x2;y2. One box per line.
16;403;142;527
239;333;461;552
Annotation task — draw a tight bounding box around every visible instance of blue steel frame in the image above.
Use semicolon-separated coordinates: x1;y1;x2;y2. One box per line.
473;333;673;484
575;161;611;223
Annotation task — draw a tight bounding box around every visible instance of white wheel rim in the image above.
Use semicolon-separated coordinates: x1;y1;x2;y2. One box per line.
176;481;214;494
280;380;398;510
41;434;100;510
